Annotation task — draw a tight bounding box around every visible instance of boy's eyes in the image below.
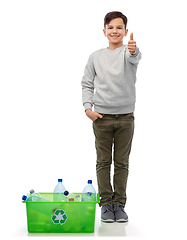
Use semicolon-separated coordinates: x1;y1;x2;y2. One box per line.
108;27;123;29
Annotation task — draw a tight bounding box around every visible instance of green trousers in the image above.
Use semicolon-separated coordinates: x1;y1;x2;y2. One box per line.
93;113;134;207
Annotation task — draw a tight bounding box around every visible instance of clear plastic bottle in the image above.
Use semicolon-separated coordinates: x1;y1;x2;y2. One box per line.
22;189;41;201
29;189;41;197
82;180;96;202
64;191;77;202
53;179;66;202
22;195;51;202
75;194;81;202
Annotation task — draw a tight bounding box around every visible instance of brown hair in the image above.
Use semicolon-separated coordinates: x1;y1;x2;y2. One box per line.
104;11;128;29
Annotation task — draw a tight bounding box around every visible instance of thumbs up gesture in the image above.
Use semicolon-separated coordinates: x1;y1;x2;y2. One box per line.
128;33;136;54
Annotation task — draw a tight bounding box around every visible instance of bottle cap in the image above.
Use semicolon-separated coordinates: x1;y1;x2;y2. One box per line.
30;189;35;194
64;191;69;196
88;180;92;184
22;195;27;201
58;179;62;182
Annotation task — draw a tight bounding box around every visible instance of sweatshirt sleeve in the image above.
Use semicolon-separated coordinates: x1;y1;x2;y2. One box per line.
126;47;142;64
81;54;96;111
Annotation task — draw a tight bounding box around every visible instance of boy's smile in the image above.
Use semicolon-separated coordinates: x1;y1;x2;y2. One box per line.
103;18;128;50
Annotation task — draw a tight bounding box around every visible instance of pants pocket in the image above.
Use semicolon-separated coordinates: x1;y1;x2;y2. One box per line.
129;113;135;121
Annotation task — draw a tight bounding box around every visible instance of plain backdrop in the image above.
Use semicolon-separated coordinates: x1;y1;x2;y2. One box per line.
1;0;187;239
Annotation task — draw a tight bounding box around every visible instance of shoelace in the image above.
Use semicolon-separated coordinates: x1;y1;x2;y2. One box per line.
113;205;125;213
103;204;114;212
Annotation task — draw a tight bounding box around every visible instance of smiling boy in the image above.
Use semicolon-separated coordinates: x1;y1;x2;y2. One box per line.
82;11;142;222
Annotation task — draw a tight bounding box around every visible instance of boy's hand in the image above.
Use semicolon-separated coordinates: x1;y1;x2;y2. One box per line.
86;109;103;121
128;33;136;54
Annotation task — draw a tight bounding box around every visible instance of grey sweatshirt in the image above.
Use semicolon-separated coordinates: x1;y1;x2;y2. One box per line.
82;44;142;114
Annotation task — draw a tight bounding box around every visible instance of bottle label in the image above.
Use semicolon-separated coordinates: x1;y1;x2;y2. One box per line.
68;198;74;202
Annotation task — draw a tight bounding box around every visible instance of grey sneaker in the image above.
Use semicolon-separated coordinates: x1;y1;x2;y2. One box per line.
114;205;128;222
101;204;115;223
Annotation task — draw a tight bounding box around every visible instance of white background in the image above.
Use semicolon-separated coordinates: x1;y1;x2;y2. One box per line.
1;0;187;239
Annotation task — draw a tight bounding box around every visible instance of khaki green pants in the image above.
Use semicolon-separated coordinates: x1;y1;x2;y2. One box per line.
93;113;134;207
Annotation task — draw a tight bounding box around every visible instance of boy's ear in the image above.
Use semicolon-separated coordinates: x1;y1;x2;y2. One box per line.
125;29;128;36
103;28;106;37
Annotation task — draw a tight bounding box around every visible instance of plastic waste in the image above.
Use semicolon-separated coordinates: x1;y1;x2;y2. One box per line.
30;189;40;196
64;191;77;202
75;194;81;202
82;180;96;202
63;191;81;202
22;195;51;202
53;179;66;202
24;189;40;198
22;189;41;201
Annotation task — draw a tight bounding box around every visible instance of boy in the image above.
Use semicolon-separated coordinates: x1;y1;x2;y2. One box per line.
81;11;142;222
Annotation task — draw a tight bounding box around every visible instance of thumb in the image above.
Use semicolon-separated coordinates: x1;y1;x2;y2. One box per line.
97;113;103;118
130;32;133;40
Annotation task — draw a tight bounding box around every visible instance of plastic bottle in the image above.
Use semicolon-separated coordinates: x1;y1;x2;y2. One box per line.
22;195;51;202
53;179;66;202
75;194;81;202
22;189;41;201
26;189;40;197
31;189;40;196
64;191;78;202
82;180;96;202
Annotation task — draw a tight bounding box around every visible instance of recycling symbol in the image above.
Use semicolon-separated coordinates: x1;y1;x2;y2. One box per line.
51;209;68;225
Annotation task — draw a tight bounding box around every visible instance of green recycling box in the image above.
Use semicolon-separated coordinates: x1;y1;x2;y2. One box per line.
23;192;100;233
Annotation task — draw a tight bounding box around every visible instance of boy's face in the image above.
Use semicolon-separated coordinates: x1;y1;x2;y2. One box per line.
103;18;128;45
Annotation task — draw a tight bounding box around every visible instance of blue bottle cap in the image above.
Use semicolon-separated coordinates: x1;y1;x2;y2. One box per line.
88;180;92;184
58;179;62;182
22;195;27;201
64;191;69;196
